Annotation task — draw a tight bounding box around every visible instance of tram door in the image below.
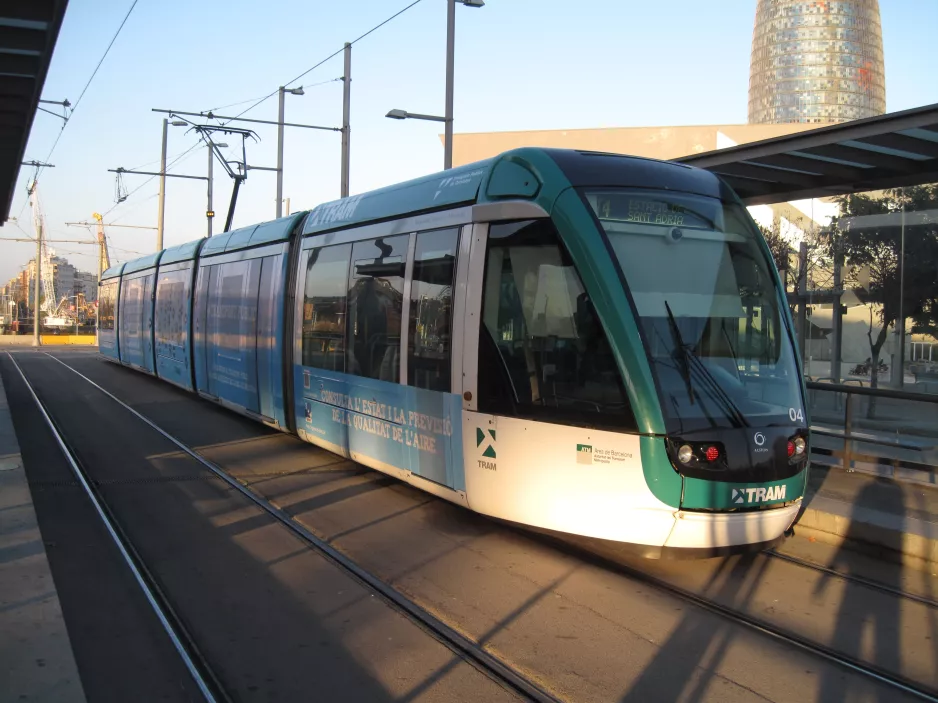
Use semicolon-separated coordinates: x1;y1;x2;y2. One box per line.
458;217;633;506
403;227;463;489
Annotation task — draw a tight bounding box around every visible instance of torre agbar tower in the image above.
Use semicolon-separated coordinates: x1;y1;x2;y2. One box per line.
748;0;886;124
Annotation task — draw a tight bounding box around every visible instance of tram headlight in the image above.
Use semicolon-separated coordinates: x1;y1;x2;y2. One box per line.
677;444;694;464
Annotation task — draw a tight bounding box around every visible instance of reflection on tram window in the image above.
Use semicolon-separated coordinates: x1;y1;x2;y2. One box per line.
408;229;458;392
301;244;351;371
584;188;803;433
478;219;636;429
347;235;407;382
156;277;187;352
98;282;116;330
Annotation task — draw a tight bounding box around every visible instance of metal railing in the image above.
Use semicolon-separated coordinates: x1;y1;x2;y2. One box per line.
805;381;938;478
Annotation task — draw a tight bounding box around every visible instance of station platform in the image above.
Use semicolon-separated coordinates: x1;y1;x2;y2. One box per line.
798;464;938;569
0;368;86;701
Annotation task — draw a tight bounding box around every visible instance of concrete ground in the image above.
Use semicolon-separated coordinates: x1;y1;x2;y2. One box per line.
3;347;934;702
0;367;86;702
1;349;516;702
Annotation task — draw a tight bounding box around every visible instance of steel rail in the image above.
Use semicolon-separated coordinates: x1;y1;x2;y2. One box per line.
7;353;224;703
766;549;938;609
45;352;560;703
532;536;938;702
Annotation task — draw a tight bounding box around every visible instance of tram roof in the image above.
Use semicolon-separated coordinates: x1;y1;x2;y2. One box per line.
160;237;205;265
200;213;305;258
100;263;124;281
302;159;496;236
123;251;162;274
678;103;938;205
1;1;68;219
301;147;731;237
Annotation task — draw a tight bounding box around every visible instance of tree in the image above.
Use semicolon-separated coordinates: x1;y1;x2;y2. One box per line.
830;184;938;401
758;222;795;286
757;216;834;294
757;216;834;374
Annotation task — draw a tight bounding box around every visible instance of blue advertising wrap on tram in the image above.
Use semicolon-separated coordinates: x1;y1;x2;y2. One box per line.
154;265;195;389
119;272;156;373
193;248;291;430
296;367;465;491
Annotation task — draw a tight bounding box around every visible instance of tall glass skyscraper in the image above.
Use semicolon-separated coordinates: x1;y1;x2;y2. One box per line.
748;0;886;125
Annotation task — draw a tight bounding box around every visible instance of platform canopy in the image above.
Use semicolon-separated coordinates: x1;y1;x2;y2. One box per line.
678;103;938;205
1;1;68;219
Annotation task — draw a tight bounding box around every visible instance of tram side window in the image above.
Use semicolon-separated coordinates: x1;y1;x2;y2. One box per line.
408;228;458;392
478;220;636;429
347;235;408;382
302;244;351;371
99;283;115;330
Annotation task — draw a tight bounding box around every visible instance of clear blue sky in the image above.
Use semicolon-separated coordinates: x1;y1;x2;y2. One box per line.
2;0;936;282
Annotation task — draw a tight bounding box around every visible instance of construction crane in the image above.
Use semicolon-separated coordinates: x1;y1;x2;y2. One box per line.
28;182;80;329
93;212;111;275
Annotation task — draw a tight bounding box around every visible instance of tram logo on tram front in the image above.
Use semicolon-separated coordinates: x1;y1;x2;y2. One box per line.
732;485;787;504
476;428;497;471
476;428;496;458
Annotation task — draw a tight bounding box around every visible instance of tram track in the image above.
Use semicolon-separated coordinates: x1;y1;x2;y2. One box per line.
37;350;938;703
32;352;559;703
7;353;226;703
570;547;938;703
765;548;938;609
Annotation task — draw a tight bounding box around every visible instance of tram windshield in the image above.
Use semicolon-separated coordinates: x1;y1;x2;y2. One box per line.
582;188;804;433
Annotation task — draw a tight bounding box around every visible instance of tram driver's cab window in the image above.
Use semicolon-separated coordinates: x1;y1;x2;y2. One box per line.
477;219;636;429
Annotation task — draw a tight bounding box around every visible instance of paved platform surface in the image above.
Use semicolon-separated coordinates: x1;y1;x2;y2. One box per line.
798;463;938;569
0;365;86;701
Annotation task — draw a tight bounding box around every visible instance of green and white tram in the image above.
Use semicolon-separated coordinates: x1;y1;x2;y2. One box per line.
294;148;808;555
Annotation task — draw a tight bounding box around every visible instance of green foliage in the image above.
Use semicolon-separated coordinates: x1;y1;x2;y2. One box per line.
830;184;938;385
757;223;793;281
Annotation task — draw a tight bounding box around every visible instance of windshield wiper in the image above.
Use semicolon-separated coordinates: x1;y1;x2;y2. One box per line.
664;301;695;406
685;349;749;428
663;300;748;428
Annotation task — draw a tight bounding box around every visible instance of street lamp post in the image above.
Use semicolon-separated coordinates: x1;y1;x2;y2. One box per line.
444;0;456;170
32;217;41;346
277;86;305;219
385;110;446;123
386;0;483;170
207;141;228;237
156;119;188;251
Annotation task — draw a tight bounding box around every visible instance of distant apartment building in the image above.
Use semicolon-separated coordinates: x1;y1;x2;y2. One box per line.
17;254;97;310
75;271;97;303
